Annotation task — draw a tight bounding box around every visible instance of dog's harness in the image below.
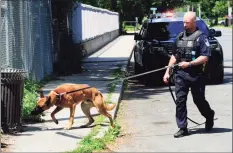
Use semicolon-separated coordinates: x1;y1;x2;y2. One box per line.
46;91;67;105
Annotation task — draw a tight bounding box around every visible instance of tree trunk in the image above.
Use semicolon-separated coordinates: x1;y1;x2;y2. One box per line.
214;16;218;25
111;0;117;11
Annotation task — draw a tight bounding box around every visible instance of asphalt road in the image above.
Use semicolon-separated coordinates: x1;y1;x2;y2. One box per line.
107;28;232;152
214;27;232;65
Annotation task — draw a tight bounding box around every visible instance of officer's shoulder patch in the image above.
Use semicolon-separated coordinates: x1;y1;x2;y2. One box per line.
204;38;210;47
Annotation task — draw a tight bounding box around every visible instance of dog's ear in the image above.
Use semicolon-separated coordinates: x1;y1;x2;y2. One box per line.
38;90;44;98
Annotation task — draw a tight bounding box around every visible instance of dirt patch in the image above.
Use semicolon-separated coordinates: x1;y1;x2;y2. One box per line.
102;100;134;152
1;134;15;152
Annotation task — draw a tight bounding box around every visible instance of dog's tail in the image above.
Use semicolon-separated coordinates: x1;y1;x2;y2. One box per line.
105;103;116;111
99;92;116;111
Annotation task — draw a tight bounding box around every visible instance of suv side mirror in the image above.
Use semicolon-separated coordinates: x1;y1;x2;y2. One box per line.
134;33;142;40
209;28;222;37
214;30;222;37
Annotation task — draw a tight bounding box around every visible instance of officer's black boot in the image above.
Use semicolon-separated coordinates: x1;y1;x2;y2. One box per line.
174;128;189;138
205;110;215;131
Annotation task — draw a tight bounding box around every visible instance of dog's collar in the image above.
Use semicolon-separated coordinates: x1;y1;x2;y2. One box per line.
51;91;65;105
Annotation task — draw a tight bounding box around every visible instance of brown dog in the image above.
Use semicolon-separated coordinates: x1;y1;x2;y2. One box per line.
31;83;116;130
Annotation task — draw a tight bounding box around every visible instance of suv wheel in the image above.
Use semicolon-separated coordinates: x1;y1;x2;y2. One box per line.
133;52;145;82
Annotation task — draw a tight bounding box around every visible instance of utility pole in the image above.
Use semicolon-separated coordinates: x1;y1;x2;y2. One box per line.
228;0;232;26
187;5;190;11
198;3;201;18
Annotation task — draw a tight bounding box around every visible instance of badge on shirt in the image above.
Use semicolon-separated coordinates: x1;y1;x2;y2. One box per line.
204;38;210;47
187;41;193;47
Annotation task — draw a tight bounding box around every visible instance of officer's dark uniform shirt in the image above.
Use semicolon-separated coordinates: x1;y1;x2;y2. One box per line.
193;32;211;57
172;28;211;76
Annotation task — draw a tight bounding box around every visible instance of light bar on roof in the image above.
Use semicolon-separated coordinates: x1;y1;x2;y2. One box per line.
150;12;196;19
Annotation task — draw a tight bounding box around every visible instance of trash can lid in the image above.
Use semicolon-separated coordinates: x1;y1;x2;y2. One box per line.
1;68;26;73
1;68;27;80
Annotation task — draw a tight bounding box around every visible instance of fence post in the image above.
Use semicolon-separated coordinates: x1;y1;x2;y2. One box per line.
0;0;2;131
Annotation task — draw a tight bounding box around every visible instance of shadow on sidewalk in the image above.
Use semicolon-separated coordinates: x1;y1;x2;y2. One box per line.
20;123;108;133
56;132;82;139
130;127;233;138
54;123;109;139
122;81;172;101
189;127;232;135
12;123;108;140
44;113;100;123
46;123;109;131
1;143;7;148
122;32;136;36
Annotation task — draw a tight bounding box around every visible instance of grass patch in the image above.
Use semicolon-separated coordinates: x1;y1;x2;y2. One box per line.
22;75;55;122
68;67;126;153
122;21;141;33
105;68;126;104
124;25;137;31
112;67;129;91
22;79;42;120
68;120;121;153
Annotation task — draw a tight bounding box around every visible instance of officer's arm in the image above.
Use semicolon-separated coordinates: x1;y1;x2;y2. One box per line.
189;56;208;67
189;35;210;67
165;55;176;74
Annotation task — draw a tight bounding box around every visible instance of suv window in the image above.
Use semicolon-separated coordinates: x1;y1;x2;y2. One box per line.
146;20;209;41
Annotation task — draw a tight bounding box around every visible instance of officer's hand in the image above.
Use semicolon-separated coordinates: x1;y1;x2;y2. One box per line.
178;62;190;69
163;73;170;84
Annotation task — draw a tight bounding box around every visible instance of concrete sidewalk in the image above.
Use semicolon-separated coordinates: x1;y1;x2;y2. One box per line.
5;35;135;152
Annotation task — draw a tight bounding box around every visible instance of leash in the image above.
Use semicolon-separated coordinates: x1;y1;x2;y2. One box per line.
168;67;218;126
54;63;217;127
56;64;180;97
168;75;202;125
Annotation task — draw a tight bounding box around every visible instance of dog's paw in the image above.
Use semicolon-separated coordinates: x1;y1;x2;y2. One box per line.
64;126;71;130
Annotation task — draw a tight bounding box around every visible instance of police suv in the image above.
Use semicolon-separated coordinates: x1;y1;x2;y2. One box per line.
133;12;224;86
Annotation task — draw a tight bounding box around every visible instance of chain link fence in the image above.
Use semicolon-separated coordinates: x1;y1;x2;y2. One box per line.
0;0;54;81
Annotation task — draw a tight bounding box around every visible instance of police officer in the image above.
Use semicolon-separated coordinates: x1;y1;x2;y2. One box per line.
163;12;215;138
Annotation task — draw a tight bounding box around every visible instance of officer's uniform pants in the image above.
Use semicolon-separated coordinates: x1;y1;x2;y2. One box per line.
174;71;213;128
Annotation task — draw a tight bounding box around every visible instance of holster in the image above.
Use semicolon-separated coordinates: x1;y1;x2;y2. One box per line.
169;65;180;84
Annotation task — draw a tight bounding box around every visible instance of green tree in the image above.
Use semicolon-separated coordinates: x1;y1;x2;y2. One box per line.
212;1;228;17
200;0;230;25
72;0;187;31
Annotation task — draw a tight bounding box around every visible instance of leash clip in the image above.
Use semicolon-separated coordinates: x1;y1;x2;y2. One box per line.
171;64;180;70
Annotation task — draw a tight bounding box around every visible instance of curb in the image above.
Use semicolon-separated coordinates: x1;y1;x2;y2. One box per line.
113;45;135;120
93;41;135;140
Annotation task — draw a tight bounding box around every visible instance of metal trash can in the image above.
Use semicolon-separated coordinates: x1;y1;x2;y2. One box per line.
1;68;25;133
